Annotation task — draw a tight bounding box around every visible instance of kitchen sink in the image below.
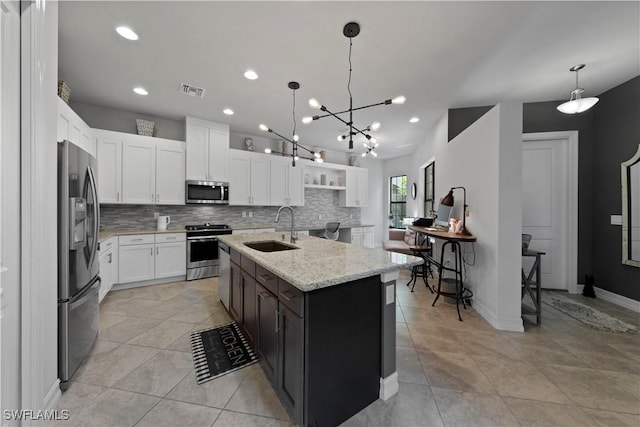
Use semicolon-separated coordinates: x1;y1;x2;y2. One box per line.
244;240;300;252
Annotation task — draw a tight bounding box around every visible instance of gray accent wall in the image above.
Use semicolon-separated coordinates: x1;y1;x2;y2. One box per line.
100;188;360;231
449;76;640;301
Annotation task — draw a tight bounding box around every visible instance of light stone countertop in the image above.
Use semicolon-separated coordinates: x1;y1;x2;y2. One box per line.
218;232;421;292
99;227;185;242
231;223;375;232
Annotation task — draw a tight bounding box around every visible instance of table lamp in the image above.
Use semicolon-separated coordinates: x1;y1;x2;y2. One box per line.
441;187;471;235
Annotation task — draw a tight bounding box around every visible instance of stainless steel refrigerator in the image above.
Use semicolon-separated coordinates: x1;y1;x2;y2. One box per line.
58;140;100;391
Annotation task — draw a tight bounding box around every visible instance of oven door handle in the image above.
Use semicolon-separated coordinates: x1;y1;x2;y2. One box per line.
187;236;219;242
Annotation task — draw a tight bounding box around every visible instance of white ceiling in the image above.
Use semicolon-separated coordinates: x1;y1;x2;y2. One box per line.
58;1;640;159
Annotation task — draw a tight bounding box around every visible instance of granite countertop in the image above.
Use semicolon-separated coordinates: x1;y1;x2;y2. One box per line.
231;223;375;232
218;232;421;292
99;227;185;242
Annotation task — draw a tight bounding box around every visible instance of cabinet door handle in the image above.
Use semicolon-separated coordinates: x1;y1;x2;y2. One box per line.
117;191;120;202
166;236;176;240
151;193;154;202
108;253;112;263
279;291;293;301
257;274;273;284
132;238;143;242
150;247;153;256
156;247;159;255
275;309;279;333
258;291;270;300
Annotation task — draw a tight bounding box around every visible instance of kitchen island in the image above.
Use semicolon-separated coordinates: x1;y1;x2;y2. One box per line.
218;232;421;426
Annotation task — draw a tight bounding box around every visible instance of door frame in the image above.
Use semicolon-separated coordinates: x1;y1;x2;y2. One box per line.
523;131;579;293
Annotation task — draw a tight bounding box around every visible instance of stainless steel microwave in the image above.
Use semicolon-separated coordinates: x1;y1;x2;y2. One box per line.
185;180;229;204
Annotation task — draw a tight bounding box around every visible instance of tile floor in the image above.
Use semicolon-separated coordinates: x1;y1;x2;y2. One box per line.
54;271;640;426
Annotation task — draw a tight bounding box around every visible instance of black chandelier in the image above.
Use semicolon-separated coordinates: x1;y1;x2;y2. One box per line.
302;22;405;153
260;81;322;167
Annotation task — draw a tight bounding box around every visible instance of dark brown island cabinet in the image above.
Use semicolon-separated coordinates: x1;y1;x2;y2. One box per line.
228;249;393;426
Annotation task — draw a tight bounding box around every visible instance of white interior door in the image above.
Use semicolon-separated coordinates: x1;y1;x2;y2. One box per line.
522;133;577;291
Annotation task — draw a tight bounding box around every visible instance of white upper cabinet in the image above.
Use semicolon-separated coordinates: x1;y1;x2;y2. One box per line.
269;156;304;206
339;169;368;207
96;129;185;205
228;150;270;206
186;117;229;182
122;138;156;204
96;131;123;203
57;98;95;157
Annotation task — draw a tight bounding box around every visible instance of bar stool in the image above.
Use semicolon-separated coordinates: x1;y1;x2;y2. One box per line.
406;237;434;293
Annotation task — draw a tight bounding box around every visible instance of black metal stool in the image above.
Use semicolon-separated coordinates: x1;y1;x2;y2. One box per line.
406;245;434;293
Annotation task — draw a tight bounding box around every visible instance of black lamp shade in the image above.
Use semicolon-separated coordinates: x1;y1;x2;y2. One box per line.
441;190;454;207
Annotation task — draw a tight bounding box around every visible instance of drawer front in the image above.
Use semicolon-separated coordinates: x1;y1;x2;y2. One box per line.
254;227;275;233
230;248;241;265
241;255;256;277
278;278;304;318
155;232;186;243
119;234;155;246
255;264;278;295
100;236;117;251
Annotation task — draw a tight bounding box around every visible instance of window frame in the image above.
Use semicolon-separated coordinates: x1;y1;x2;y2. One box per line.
424;162;435;215
389;175;407;228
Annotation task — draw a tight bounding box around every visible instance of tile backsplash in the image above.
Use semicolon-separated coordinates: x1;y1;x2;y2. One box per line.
100;189;360;230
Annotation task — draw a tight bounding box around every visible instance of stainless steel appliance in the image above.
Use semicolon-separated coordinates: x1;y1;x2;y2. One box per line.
186;224;232;280
58;140;100;391
185;180;229;204
218;242;230;310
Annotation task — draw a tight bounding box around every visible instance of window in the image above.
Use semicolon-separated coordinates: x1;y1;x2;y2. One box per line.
424;162;435;215
389;175;407;228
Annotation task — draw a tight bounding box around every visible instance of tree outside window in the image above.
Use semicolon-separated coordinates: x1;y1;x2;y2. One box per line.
389;175;407;228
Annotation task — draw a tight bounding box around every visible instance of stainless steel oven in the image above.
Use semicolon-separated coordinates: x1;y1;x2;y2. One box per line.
185;224;232;280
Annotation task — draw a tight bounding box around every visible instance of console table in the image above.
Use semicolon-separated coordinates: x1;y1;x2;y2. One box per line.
409;226;477;321
522;248;545;325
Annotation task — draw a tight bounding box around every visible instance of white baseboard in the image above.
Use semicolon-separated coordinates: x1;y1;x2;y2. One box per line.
473;298;524;332
574;285;640;313
111;275;187;292
379;372;399;401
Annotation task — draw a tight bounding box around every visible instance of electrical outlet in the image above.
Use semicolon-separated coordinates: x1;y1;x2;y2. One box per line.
242;211;246;218
465;209;470;217
318;214;322;220
153;212;159;219
248;211;253;218
349;214;353;219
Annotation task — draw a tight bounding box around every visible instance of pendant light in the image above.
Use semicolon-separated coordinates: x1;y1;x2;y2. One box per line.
302;22;405;153
557;64;599;114
260;82;322;167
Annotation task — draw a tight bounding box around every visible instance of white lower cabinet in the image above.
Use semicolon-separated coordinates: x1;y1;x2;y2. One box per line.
350;226;374;248
98;237;118;302
118;233;186;284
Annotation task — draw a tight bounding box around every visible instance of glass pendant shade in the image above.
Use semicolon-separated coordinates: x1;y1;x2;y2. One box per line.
557;97;599;114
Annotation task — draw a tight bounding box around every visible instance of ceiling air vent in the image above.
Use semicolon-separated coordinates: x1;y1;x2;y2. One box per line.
179;83;206;98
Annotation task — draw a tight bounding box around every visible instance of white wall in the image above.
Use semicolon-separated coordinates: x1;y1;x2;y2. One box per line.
389;104;523;331
360;157;384;246
21;0;61;412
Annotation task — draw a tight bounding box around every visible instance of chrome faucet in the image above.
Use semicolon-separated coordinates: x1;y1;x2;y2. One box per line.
275;205;297;244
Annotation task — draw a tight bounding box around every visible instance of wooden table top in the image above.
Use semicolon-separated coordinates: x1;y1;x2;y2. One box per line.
409;225;478;242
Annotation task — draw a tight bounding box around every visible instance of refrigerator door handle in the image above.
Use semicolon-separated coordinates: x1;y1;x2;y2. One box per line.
86;166;100;270
70;277;101;310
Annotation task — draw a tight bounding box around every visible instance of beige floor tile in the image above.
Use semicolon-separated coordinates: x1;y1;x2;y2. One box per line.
537;364;640;414
166;367;251;409
452;330;522;359
74;341;160;387
431;387;519;426
417;349;495;393
56;382;107;410
212;410;293;427
582;408;640;427
200;310;234;327
133;296;194;320
99;298;163;317
98;312;128;332
99;316;162;343
113;350;193;396
598;369;640;399
503;396;599;426
127;319;195;348
473;355;571;404
224;366;290;420
396;322;413;348
166;325;206;353
505;336;588;367
560;341;640;374
342;381;444;427
609;342;640;363
136;399;220;427
396;347;427;385
409;325;468;354
71;388;160;426
169;303;223;324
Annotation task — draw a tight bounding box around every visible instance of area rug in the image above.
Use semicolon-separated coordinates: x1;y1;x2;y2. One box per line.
191;321;258;384
541;292;638;334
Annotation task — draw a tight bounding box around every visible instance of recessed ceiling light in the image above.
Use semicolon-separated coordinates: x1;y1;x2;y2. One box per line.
133;87;148;96
244;70;258;80
116;26;138;41
223;108;234;115
409;117;420;123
